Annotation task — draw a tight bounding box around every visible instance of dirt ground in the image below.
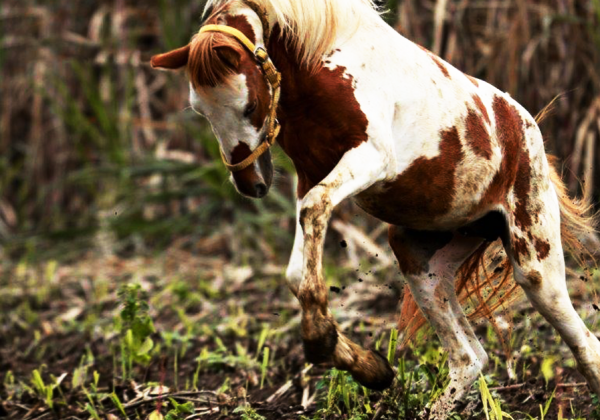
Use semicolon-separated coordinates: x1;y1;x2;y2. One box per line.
1;237;600;420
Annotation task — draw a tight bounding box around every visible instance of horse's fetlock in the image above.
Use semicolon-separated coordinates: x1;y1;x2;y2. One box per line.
301;314;337;364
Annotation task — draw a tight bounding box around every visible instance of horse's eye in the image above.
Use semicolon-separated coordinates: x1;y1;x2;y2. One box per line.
243;100;257;117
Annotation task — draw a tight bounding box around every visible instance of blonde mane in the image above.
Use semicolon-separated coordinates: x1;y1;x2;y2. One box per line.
204;0;380;68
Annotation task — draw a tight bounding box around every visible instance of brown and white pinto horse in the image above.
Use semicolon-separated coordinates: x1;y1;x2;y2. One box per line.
151;0;599;416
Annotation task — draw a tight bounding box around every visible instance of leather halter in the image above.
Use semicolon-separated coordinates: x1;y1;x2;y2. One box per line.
199;13;281;173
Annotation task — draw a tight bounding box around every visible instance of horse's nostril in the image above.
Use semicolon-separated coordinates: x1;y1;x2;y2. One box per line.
255;182;268;198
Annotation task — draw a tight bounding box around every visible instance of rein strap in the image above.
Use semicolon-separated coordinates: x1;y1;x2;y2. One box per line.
199;23;282;173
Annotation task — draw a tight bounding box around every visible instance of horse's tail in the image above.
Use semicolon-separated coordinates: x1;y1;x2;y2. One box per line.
398;155;598;351
547;155;598;264
398;240;518;353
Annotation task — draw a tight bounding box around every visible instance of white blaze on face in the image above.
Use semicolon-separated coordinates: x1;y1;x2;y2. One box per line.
189;74;262;160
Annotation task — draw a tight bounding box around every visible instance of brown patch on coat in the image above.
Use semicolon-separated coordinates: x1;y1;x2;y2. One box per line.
224;14;256;44
244;65;271;131
356;127;464;228
223;15;270;131
512;235;529;265
267;26;369;199
533;236;551;261
415;44;451;79
466;74;479;87
388;227;453;276
513;152;533;231
471;95;525;215
194;12;271;130
465;106;492;160
430;55;451;79
526;270;543;287
472;94;490;125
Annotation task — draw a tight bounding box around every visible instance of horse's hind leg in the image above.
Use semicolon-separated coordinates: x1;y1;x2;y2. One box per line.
389;227;489;416
506;184;600;394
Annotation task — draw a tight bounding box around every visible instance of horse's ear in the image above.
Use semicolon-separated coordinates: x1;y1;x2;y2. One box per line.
214;45;241;71
151;45;190;70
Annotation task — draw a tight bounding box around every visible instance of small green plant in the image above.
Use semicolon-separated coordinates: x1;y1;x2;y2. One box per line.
387;328;399;364
232;404;267;420
540;355;557;386
260;347;270;389
3;370;18;398
478;374;513;420
314;368;367;418
72;350;95;390
30;368;56;409
85;403;102;420
110;392;128;418
539;388;556;420
165;398;194;420
116;284;156;378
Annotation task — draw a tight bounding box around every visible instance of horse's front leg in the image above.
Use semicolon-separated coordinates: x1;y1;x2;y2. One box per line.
295;142;395;390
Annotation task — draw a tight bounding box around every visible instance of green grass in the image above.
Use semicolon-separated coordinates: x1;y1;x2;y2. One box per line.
2;251;598;419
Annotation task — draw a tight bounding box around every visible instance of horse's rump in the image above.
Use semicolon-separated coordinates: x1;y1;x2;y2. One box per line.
398;154;598;353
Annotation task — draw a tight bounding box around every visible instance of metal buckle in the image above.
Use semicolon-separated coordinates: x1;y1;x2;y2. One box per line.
254;46;268;63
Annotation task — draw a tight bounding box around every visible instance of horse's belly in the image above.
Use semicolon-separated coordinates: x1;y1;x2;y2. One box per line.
354;185;473;231
355;156;499;231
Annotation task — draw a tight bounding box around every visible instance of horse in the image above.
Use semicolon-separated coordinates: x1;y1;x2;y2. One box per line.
151;0;600;416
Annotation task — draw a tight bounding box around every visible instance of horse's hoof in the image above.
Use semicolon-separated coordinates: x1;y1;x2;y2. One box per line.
349;349;395;391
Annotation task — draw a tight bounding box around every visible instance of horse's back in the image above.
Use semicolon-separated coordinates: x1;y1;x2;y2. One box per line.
346;24;549;230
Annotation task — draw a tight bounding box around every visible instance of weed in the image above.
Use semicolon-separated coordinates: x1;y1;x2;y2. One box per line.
164;398;194;420
478;374;513;420
260;347;270;389
116;284;156;379
110;392;128;419
30;368;56;409
232;405;267;420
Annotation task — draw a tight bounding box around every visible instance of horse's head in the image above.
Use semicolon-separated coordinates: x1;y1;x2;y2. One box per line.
151;1;277;199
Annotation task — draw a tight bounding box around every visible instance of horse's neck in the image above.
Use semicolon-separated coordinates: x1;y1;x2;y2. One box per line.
266;25;373;196
267;26;309;95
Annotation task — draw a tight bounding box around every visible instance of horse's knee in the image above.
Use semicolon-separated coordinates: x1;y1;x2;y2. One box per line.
299;188;332;233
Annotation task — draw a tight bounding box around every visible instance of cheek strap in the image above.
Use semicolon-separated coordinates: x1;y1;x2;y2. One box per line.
199;24;281;173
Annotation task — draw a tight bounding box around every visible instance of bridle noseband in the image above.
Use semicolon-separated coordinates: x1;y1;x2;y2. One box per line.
198;7;281;173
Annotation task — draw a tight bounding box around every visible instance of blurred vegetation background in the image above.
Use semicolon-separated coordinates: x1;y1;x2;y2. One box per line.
1;0;599;262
